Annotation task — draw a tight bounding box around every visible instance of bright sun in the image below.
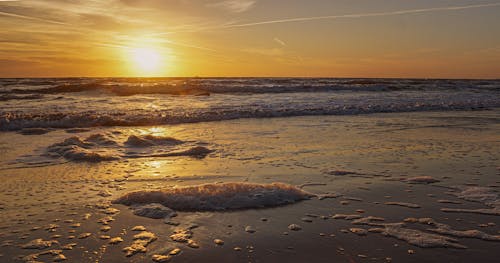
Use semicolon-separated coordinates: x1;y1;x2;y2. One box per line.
131;47;161;73
121;35;174;76
123;44;167;76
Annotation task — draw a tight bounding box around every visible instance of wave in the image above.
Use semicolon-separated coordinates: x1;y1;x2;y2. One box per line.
1;100;498;131
1;78;498;131
0;94;44;101
2;78;499;96
7;83;210;96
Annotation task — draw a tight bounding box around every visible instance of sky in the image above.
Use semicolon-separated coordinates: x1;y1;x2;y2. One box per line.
0;0;499;78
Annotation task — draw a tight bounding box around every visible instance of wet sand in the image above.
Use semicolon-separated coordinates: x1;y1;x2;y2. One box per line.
0;110;499;262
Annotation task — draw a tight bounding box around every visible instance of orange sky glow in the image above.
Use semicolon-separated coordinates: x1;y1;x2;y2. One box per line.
1;0;499;78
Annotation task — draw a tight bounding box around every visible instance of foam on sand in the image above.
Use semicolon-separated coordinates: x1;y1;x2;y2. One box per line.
48;136;94;149
85;134;117;146
441;186;500;216
384;202;421;208
349;228;368;236
132;203;177;219
288;224;302;231
126;146;214;159
46;135;118;162
345;217;468;249
56;146;118;162
429;226;500;241
21;239;59;249
43;133;212;162
352;216;385;225
113;182;313;211
339;214;499;248
125;135;183;147
403;217;500;242
152;254;172;262
370;223;467;249
152;146;213;158
122;231;157;257
170;229;193;243
22;249;67;263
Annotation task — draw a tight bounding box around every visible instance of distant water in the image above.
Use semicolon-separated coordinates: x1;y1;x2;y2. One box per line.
1;78;499;130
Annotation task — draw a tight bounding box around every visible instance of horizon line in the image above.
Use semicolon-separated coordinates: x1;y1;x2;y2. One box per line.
0;76;499;80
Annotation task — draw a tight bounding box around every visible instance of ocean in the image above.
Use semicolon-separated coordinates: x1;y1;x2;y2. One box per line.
1;78;499;131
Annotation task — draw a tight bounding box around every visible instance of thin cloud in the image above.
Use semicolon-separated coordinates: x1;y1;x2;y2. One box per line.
222;2;500;28
274;37;286;46
0;10;69;25
94;38;217;53
209;0;256;13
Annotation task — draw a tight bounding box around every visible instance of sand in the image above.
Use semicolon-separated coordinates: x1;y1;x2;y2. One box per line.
0;110;499;262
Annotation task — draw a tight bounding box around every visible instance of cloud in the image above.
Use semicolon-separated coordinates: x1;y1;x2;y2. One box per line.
209;0;256;13
0;10;69;25
273;37;286;46
222;2;500;28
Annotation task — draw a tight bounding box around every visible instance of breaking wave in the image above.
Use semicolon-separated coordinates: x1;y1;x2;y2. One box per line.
2;101;498;131
2;78;499;96
1;78;499;131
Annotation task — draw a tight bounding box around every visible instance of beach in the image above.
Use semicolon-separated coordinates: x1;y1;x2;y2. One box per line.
1;84;499;263
1;0;500;261
2;0;500;260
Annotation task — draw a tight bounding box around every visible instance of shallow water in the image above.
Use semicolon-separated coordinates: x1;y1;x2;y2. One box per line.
0;110;499;262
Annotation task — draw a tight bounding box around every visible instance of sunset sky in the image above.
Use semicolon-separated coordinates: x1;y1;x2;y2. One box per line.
1;0;499;78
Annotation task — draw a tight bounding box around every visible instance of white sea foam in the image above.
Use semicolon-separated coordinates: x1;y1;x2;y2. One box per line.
46;135;119;162
113;182;313;211
44;134;211;162
142;146;213;159
132;203;177;219
58;146;118;162
451;186;499;207
441;186;500;215
125;135;183;147
85;134;117;146
370;223;467;249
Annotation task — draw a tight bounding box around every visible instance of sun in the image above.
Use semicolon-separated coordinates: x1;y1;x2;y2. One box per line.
120;35;175;76
131;47;161;73
123;44;169;76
